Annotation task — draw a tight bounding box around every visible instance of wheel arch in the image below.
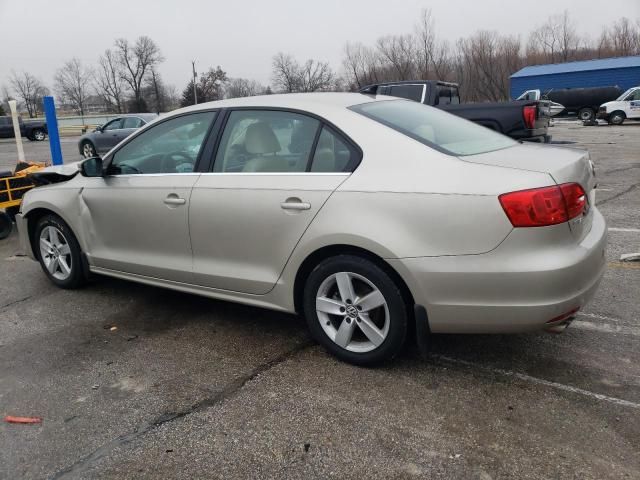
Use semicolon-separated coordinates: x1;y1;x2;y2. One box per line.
292;244;415;316
24;206;77;257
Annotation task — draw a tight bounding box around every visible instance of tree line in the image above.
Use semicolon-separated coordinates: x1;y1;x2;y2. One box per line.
2;10;639;118
341;10;640;101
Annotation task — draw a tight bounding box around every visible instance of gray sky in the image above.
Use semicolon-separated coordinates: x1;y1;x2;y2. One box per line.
1;0;639;92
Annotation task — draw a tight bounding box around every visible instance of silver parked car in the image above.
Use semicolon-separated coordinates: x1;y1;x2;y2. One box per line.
78;113;158;158
16;93;606;365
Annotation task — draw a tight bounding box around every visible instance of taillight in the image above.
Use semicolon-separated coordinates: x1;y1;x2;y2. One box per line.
523;105;536;129
499;183;587;227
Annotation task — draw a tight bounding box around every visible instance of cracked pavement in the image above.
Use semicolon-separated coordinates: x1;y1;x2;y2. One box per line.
1;122;639;479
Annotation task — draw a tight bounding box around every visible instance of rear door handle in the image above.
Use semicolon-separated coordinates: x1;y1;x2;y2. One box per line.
281;198;311;211
164;194;186;206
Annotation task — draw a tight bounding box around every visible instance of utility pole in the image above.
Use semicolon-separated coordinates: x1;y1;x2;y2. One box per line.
192;60;198;105
151;69;162;113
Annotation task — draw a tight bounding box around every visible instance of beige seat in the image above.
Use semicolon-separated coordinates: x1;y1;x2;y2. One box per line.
242;122;289;172
311;129;336;172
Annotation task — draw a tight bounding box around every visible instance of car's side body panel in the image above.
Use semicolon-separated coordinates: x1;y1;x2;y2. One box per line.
78;174;199;283
189;173;348;294
17;93;607;336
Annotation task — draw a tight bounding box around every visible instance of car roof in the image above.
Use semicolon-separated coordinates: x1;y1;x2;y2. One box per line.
173;92;389;116
122;113;158;120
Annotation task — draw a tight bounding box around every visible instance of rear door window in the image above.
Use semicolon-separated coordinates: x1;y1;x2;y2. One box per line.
213;110;320;173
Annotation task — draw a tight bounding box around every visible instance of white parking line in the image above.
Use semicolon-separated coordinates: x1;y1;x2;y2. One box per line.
572;320;640;336
608;227;640;233
433;354;640;410
576;312;622;323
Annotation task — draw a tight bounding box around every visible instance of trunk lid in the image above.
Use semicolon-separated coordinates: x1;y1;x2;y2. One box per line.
461;143;596;242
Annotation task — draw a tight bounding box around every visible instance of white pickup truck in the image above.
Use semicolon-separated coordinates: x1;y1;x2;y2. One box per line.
597;86;640;125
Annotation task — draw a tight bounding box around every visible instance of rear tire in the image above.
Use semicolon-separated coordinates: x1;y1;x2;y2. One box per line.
0;212;12;240
32;129;46;141
578;108;595;122
34;214;87;289
303;255;408;366
608;111;626;126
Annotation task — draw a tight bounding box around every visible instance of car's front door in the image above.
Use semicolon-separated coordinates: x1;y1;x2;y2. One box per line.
189;109;359;294
625;88;640;119
94;118;123;152
79;111;218;282
0;117;13;138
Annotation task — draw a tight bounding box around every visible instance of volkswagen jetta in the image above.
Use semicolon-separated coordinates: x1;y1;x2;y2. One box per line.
15;93;607;365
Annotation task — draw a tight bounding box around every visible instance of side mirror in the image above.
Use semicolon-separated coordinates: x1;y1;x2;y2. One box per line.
94;126;102;133
80;157;104;177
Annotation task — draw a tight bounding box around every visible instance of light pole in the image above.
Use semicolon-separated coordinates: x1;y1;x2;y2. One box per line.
192;60;198;105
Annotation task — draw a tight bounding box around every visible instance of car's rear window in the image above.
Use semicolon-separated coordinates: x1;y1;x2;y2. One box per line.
349;100;516;156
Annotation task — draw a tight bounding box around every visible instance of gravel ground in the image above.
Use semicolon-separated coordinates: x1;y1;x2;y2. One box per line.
0;122;639;479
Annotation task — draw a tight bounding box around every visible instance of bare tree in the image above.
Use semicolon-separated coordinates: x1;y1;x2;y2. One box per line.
225;78;265;98
95;49;125;113
375;34;417;80
272;53;335;93
342;42;382;89
9;71;48;118
114;36;164;112
457;31;522;101
527;10;580;63
1;85;13;116
54;58;92;116
298;59;335;92
271;53;300;92
598;17;640;57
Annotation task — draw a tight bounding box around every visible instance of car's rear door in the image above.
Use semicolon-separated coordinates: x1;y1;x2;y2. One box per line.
79;111;218;282
189;109;360;294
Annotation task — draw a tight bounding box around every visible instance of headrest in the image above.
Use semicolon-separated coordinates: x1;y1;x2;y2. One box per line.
245;122;281;154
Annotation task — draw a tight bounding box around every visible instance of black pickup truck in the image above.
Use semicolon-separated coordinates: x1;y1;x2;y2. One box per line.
0;116;48;141
360;81;550;142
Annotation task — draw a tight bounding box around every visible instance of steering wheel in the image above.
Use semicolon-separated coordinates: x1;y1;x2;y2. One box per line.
160;151;193;173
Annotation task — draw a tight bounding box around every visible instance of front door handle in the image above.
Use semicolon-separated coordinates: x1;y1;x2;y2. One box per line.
164;194;186;206
281;198;311;211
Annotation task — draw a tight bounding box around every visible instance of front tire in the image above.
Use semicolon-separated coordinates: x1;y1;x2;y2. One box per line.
34;214;87;289
303;255;408;366
609;111;626;126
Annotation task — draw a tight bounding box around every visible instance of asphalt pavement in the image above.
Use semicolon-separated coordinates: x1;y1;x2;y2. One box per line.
0;122;639;479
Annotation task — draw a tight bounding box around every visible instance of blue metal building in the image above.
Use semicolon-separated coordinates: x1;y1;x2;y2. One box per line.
510;55;640;98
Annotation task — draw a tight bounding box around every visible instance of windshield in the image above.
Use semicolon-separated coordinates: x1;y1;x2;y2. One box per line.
616;88;638;101
350;100;516;156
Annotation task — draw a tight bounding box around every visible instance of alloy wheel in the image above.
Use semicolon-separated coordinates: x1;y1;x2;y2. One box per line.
315;272;390;353
83;143;95;158
39;226;72;281
34;130;45;141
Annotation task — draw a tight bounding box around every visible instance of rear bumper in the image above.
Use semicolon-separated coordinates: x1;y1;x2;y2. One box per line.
390;209;607;334
510;127;548;142
15;213;36;261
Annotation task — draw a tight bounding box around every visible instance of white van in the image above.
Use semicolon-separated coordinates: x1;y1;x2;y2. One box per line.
597;87;640;125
